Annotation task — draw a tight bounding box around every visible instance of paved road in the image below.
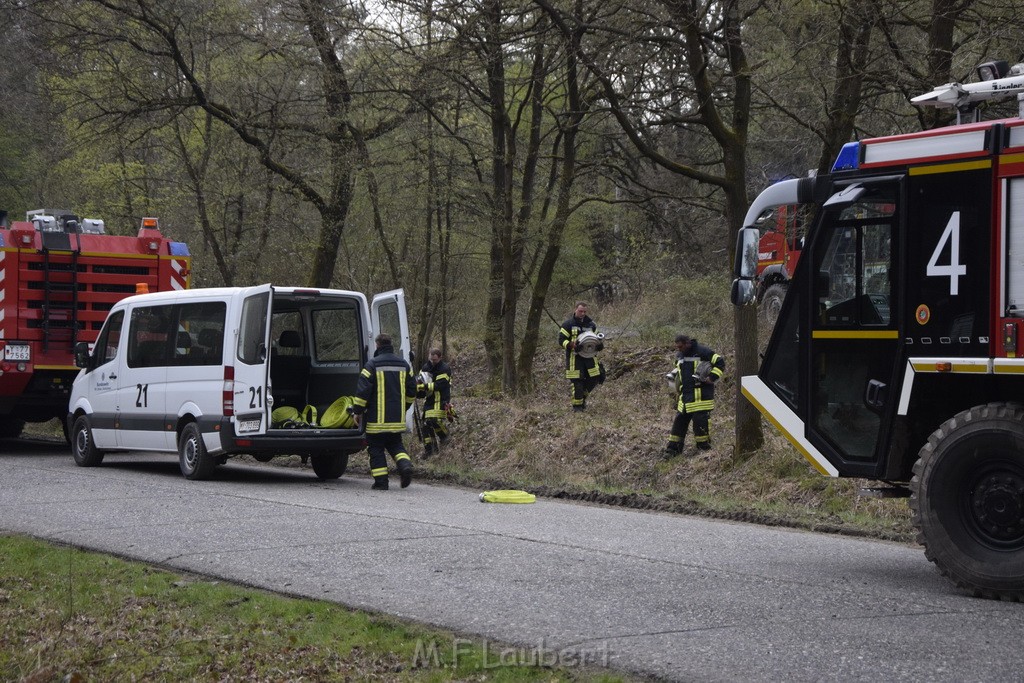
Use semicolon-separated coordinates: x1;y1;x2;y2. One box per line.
2;441;1023;682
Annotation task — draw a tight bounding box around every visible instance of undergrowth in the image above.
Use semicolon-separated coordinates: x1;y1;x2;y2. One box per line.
400;276;915;544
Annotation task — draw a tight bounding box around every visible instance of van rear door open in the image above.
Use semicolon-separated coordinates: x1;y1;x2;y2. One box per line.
371;289;413;430
231;284;274;436
371;289;411;362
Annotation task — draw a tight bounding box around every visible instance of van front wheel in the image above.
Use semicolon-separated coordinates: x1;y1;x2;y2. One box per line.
311;453;348;480
72;415;104;467
179;422;215;480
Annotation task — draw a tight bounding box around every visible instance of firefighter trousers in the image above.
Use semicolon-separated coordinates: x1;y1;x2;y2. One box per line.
367;432;412;481
422;417;450;454
668;409;712;451
569;375;600;409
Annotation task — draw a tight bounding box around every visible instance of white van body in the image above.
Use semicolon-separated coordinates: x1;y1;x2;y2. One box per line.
67;285;411;480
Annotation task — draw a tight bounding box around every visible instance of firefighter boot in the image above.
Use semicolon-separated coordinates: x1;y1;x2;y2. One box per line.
371;476;389;490
664;443;682;459
398;460;413;489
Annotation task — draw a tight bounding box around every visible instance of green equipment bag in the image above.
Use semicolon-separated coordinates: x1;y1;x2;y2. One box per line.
320;396;356;429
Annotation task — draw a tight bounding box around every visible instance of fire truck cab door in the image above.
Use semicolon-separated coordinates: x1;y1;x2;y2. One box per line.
805;180;901;475
370;289;413;430
231;285;274;437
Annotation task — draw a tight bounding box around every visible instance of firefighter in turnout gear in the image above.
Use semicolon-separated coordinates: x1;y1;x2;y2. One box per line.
665;334;725;456
351;333;416;489
417;348;452;457
559;302;603;411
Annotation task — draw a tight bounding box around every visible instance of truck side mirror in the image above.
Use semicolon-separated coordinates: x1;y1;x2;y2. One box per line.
731;279;756;306
73;342;92;370
734;227;760;279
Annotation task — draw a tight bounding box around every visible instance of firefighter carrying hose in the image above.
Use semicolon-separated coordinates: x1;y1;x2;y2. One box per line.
665;333;725;456
559;301;605;412
416;348;453;458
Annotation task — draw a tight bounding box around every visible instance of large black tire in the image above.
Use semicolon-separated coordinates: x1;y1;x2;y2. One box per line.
178;422;216;480
760;283;787;325
911;403;1024;600
71;415;105;467
311;453;349;480
0;417;25;439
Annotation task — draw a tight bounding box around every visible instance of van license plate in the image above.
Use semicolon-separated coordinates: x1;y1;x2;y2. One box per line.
238;419;261;432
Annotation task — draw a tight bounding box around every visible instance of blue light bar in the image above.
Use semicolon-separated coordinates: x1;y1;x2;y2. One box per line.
831;142;860;172
169;242;191;256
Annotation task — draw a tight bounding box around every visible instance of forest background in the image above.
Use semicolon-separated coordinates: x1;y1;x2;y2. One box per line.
3;0;1023;532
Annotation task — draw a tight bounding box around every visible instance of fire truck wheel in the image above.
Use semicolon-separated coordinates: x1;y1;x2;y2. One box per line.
761;284;787;324
178;422;215;480
71;415;105;467
0;417;25;439
911;402;1024;601
311;453;348;479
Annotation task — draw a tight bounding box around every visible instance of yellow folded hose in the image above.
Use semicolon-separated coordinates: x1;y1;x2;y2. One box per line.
479;489;536;504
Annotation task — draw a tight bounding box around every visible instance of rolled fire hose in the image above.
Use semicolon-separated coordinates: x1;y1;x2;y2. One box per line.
479;490;536;504
574;330;605;359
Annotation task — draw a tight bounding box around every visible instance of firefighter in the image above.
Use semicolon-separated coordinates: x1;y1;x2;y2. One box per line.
665;334;725;456
351;333;416;490
559;301;603;412
416;347;452;457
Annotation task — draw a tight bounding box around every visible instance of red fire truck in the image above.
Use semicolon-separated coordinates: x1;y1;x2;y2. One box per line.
732;60;1024;599
0;209;190;439
755;204;806;322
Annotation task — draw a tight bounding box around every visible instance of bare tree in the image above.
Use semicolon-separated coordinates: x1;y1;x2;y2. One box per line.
536;0;763;455
34;0;419;287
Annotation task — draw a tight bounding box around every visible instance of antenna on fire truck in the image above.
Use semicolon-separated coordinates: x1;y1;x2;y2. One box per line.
911;60;1024;124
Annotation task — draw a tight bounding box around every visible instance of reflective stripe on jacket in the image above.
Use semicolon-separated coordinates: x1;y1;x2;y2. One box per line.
674;341;725;413
418;360;452;419
352;346;416;433
559;315;598;380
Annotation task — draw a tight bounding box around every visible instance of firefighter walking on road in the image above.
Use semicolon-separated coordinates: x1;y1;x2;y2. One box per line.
417;347;452;457
351;333;416;490
665;334;725;456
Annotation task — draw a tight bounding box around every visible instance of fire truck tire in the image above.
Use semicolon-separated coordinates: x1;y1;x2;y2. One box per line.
911;402;1024;601
0;417;25;439
761;284;787;324
71;415;105;467
311;453;348;480
178;422;215;480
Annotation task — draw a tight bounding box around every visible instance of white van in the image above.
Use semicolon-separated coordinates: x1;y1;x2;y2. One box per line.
67;285;411;480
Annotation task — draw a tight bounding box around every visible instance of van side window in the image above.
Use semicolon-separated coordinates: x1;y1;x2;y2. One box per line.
93;310;124;368
238;292;269;365
176;301;226;366
271;311;304;356
312;307;361;362
128;305;173;368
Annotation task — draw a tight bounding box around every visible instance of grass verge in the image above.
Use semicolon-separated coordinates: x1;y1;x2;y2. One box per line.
0;535;632;682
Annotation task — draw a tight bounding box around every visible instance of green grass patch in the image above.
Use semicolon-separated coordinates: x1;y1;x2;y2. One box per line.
0;535;632;682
